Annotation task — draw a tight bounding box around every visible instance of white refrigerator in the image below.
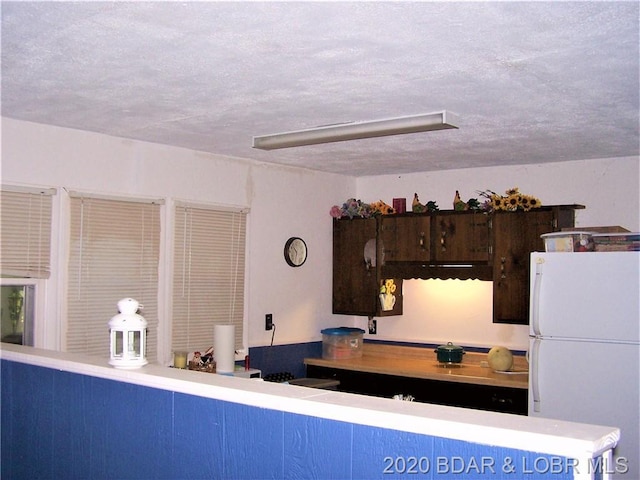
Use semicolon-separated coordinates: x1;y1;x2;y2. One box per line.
529;251;639;479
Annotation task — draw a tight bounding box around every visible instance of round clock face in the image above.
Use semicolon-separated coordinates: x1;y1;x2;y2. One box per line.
284;237;307;267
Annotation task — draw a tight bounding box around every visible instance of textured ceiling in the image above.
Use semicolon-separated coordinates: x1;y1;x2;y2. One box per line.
2;1;638;177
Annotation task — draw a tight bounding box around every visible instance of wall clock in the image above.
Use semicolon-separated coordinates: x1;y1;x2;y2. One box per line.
284;237;307;267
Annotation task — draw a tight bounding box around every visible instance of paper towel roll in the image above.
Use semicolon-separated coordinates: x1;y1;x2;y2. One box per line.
214;324;236;373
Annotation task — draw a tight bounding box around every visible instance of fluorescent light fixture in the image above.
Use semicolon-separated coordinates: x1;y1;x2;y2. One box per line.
252;110;458;150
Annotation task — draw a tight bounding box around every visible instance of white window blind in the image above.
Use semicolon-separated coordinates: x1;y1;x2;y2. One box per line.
172;204;247;353
67;195;161;358
0;186;54;279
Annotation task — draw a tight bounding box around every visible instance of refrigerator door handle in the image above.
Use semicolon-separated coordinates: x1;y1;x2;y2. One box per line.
531;338;541;413
531;256;544;337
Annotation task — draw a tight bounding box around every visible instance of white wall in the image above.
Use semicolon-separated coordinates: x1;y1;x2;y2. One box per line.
356;157;640;349
2;118;637;354
245;164;351;346
1;118;353;358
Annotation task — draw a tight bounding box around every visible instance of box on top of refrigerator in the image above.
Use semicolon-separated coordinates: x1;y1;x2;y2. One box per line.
592;232;640;251
540;231;595;252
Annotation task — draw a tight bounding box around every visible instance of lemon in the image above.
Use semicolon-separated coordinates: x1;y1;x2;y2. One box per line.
487;346;513;372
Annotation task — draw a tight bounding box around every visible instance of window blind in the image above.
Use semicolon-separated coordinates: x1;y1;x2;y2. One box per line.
0;186;54;279
172;204;247;353
66;195;161;358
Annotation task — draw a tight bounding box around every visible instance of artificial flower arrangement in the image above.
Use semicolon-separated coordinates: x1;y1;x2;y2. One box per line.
330;197;439;218
330;198;396;218
370;199;395;215
379;278;397;311
380;278;397;295
330;198;372;218
330;188;541;218
477;187;542;212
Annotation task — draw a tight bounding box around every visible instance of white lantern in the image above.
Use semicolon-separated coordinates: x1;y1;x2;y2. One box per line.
108;298;148;369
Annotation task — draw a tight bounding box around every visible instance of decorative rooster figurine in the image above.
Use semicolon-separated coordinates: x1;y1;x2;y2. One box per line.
453;190;467;211
412;193;426;213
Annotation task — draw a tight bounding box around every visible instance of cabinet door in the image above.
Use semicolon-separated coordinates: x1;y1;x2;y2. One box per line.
379;215;430;262
492;210;555;324
332;218;379;315
432;212;490;263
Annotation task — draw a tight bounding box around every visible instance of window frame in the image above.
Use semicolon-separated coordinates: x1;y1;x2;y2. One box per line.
2;186;251;365
168;200;249;362
0;185;55;279
0;278;45;346
1;184;54;348
64;192;163;359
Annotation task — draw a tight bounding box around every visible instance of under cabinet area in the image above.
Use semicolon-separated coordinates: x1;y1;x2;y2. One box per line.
306;365;527;415
332;205;583;323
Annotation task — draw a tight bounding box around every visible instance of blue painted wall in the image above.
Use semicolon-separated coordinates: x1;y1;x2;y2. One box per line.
1;359;574;479
249;341;322;378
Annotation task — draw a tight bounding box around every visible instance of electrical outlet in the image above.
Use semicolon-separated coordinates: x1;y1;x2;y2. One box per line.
265;313;273;331
368;319;377;335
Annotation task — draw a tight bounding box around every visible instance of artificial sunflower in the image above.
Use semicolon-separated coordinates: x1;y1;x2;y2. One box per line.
381;279;397;294
492;195;506;210
370;200;395;216
477;188;542;212
528;196;541;209
505;194;520;211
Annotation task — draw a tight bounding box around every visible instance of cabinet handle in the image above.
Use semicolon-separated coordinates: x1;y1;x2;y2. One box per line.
440;231;446;252
419;232;426;250
500;257;506;279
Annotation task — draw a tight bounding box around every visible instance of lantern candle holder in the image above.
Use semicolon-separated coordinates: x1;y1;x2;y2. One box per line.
109;298;148;369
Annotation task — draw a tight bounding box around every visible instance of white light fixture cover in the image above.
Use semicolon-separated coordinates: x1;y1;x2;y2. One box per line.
252;111;458;150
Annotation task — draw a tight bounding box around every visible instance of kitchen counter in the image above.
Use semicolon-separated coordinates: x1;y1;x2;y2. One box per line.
304;342;528;390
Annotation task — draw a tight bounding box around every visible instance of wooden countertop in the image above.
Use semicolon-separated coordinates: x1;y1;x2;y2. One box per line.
304;342;529;389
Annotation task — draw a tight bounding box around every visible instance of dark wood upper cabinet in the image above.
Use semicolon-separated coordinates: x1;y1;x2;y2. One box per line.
491;207;577;324
332;205;582;324
380;215;431;263
431;211;490;264
332;217;377;316
332;217;403;317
